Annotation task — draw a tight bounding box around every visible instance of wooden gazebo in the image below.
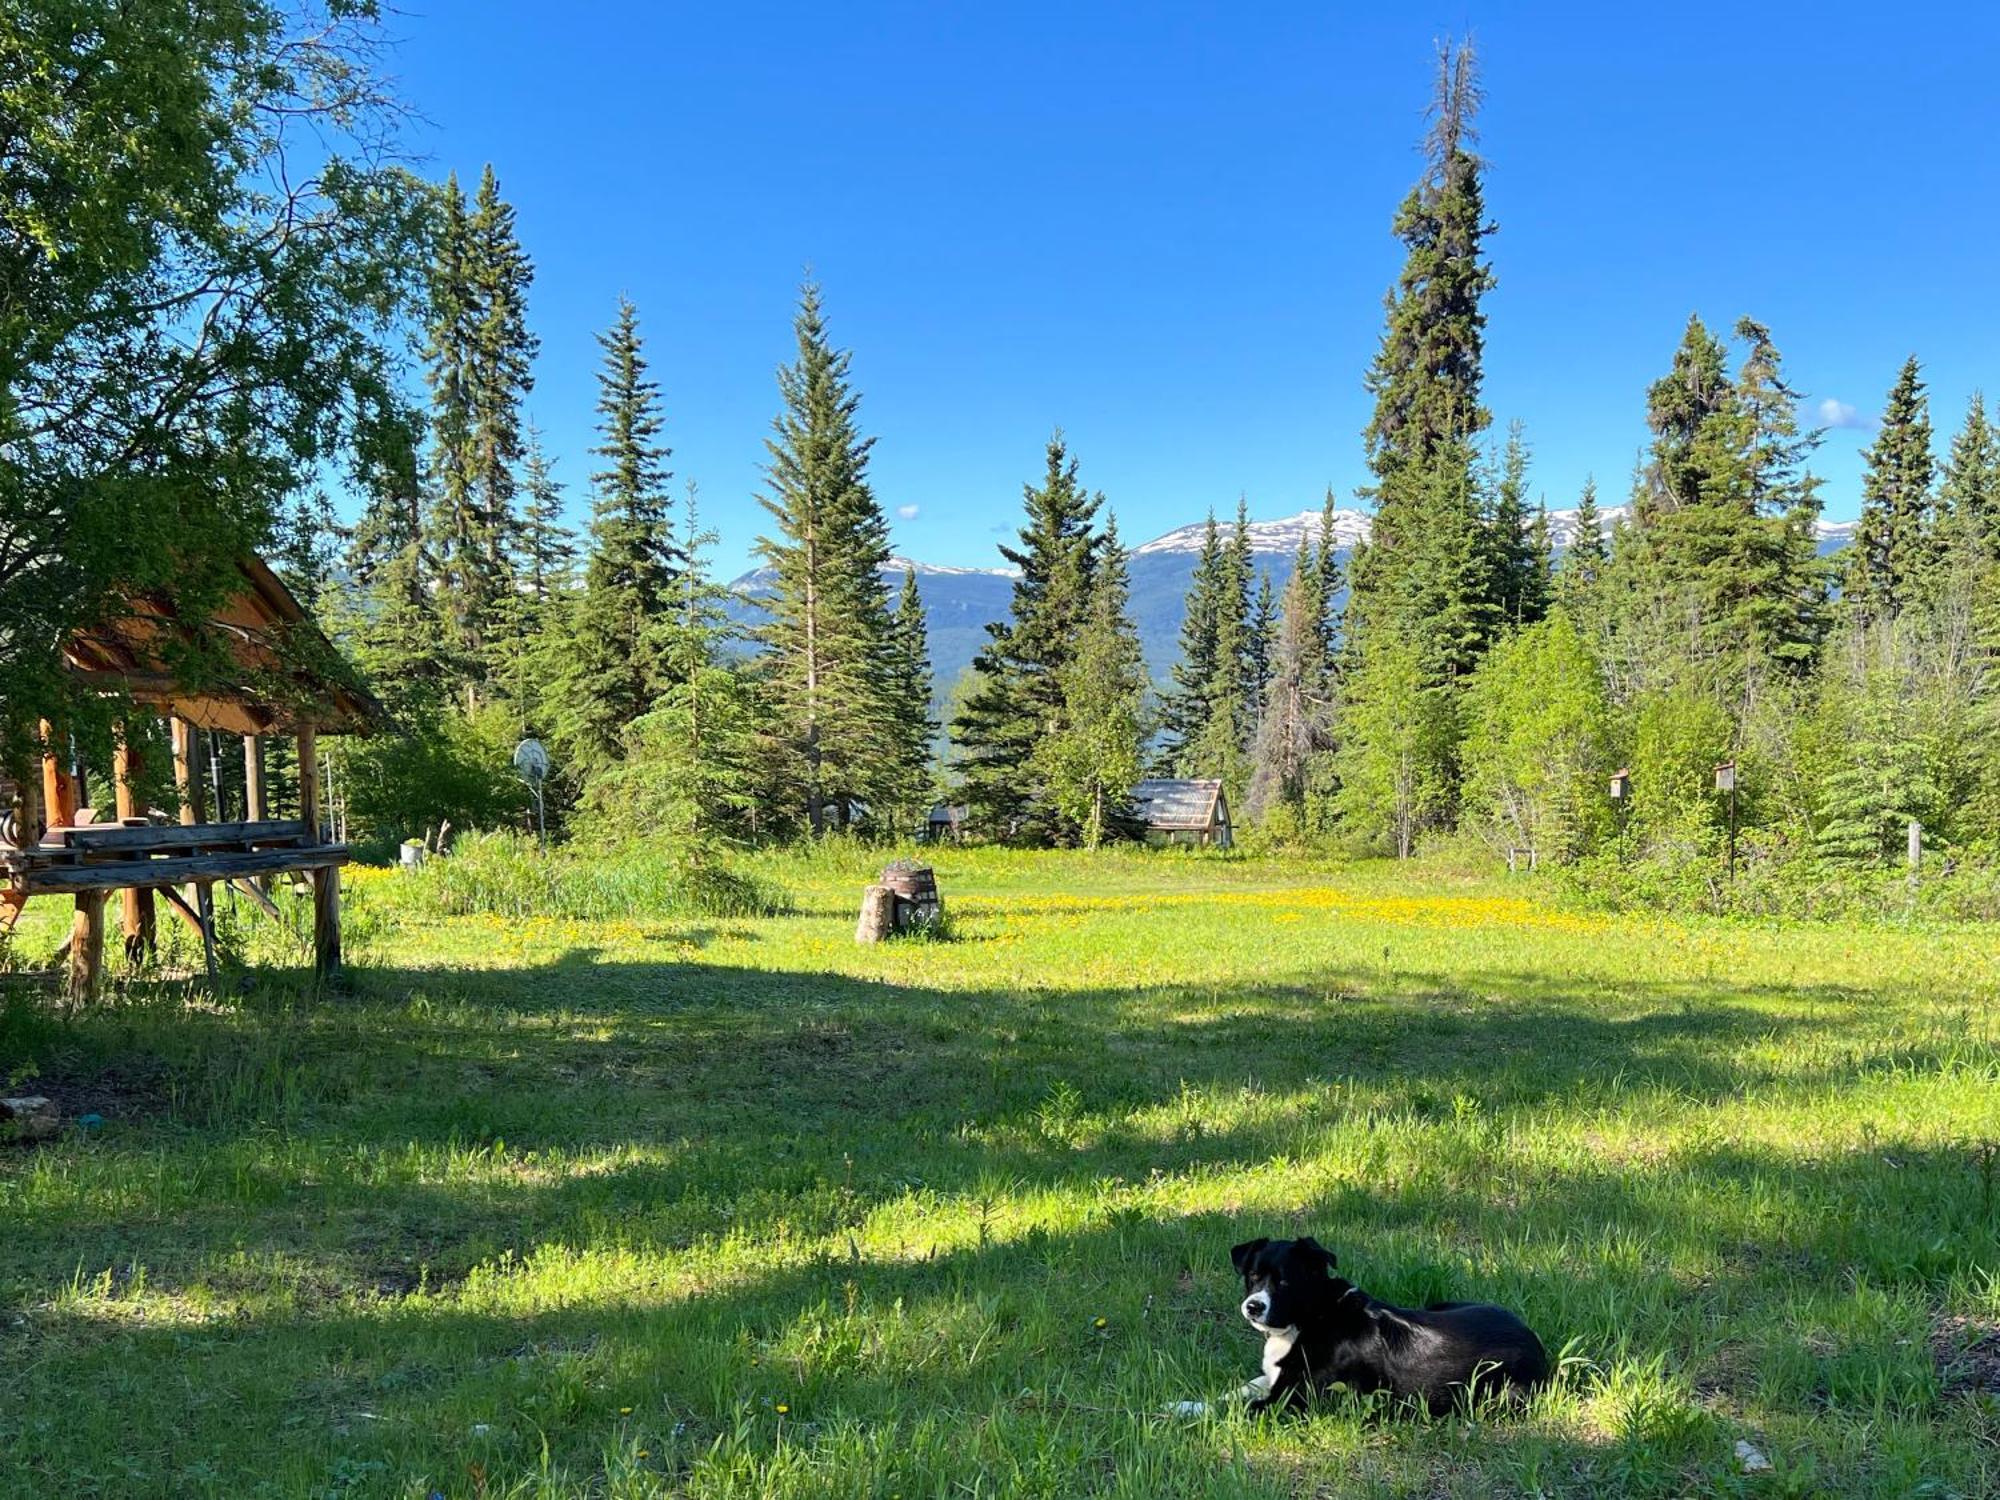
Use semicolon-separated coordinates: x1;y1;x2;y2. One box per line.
1;556;384;994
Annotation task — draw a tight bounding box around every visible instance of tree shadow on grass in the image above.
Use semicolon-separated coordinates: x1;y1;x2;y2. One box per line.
3;941;1996;1495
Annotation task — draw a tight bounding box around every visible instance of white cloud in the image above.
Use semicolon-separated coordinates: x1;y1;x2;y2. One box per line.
1816;398;1873;431
896;503;920;520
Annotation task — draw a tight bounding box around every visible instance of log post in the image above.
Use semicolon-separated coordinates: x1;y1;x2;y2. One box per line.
297;725;319;842
112;725;156;962
39;719;77;829
855;884;895;944
69;891;105;1000
313;865;341;975
243;734;269;892
297;724;340;976
171;719;205;824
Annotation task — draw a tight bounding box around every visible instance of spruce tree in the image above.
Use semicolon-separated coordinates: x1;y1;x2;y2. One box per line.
588;486;760;843
952;432;1102;840
1554;475;1606;616
1246;539;1336;824
468;165;537;583
753;281;901;834
1184;501;1258;793
1353;36;1497;680
1156;513;1224;772
423;173;485;672
422;167;536;694
1035;515;1149;846
1847;356;1938;617
1940;392;1999;564
1485;420;1545;627
1604;314;1824;696
1314;489;1344;674
1249;569;1276;709
883;568;938;833
554;296;677;774
518;424;577;605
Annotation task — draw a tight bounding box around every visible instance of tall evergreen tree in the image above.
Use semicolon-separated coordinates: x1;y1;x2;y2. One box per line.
1157;513;1224;772
1182;501;1258;792
753;281;903;834
883;568;938;832
1603;314;1825;696
553;297;677;773
517;424;577;605
1247;539;1336;824
1352;36;1497;680
1847;356;1938;617
1035;515;1149;846
1314;489;1344;674
1249;569;1277;708
421;167;536;692
467;165;538;581
1940;391;1999;564
1554;475;1606;616
1485;420;1546;626
587;486;761;844
952;432;1102;840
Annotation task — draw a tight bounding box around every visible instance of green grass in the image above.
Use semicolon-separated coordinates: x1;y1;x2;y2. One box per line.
2;846;1997;1497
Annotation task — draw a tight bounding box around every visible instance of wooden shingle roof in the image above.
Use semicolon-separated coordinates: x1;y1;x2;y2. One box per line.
1131;778;1226;831
61;555;385;737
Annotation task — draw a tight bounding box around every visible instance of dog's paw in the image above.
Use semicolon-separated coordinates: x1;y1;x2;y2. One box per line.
1166;1400;1210;1418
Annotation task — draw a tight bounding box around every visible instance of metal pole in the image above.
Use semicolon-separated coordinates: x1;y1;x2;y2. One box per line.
1727;783;1738;879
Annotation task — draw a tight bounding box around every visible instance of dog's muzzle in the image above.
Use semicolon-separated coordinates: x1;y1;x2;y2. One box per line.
1241;1295;1270;1325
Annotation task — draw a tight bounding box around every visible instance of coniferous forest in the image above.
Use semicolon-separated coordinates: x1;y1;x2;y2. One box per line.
7;12;1999;915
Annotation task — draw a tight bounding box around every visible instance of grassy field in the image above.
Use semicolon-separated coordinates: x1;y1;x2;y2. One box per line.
2;846;1997;1498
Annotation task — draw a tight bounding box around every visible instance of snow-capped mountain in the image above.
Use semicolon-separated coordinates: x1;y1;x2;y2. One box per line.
729;506;1862;692
1538;503;1858;549
1130;508;1374;556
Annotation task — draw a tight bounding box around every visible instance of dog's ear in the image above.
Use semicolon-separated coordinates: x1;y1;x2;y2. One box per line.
1295;1236;1338;1275
1230;1238;1269;1275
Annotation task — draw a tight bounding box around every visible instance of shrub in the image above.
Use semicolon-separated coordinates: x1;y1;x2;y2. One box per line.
392;831;791;921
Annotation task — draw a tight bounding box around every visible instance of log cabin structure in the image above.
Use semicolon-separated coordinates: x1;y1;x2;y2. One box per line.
1;556;384;995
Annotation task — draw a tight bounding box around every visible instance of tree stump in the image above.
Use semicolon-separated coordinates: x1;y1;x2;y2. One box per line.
855;883;897;943
880;860;943;931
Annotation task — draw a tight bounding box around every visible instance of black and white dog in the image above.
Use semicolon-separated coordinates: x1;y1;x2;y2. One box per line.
1229;1236;1550;1415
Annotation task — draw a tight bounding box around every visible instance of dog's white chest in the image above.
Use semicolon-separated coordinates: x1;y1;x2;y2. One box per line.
1260;1327;1299;1387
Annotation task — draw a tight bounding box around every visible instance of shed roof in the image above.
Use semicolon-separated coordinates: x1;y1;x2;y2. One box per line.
61;555;385;737
1131;778;1226;831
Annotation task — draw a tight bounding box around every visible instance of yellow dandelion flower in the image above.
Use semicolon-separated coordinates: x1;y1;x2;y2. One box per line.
775;1402;790;1414
1093;1316;1108;1329
619;1406;632;1415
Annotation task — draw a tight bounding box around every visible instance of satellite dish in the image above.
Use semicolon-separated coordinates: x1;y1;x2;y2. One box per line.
513;738;550;785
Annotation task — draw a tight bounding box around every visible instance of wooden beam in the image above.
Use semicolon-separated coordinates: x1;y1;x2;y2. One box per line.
69;892;105;1000
157;883;208;938
14;846;348;895
297;725;319;843
227;876;284;924
112;725;156;963
49;818;307;852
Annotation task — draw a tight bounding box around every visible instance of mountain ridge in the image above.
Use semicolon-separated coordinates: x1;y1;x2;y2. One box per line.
729;507;1861;689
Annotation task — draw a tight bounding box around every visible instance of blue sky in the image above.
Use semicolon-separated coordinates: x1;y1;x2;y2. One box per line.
387;2;2000;574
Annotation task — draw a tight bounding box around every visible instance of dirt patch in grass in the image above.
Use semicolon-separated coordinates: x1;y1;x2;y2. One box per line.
5;1055;170;1133
1933;1315;2000;1397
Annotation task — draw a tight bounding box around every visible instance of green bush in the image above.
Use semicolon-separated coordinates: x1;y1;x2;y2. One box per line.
393;831;791;921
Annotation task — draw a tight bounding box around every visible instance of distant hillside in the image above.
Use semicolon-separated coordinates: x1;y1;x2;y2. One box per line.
728;509;1860;693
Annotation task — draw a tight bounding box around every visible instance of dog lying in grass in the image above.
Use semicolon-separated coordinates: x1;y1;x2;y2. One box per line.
1224;1236;1550;1416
